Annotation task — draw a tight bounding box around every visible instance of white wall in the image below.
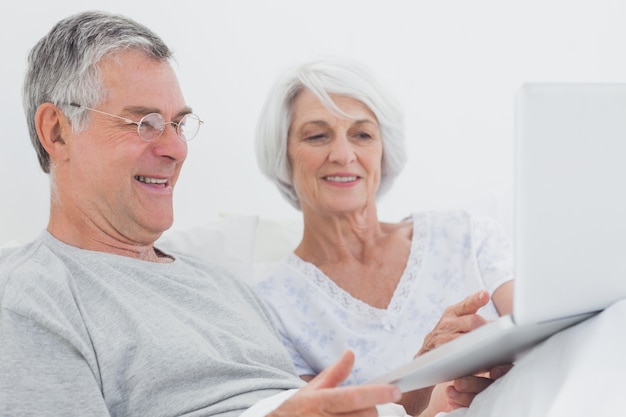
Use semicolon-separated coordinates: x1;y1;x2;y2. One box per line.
2;0;626;244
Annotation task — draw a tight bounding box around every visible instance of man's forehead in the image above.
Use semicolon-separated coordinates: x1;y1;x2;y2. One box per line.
97;49;172;75
97;50;185;112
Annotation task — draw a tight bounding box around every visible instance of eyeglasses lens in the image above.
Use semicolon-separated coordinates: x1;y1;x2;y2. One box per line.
178;114;201;142
137;113;201;142
137;113;166;141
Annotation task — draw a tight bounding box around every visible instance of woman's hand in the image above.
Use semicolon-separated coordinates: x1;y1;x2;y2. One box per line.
417;290;490;356
412;291;513;414
445;364;514;408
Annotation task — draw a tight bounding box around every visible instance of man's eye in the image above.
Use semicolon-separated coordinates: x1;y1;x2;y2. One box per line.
141;121;161;130
138;114;165;131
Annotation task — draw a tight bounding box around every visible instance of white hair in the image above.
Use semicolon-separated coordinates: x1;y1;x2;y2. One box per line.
255;58;407;210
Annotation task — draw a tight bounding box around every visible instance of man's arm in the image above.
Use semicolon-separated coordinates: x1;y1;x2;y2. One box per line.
0;308;110;416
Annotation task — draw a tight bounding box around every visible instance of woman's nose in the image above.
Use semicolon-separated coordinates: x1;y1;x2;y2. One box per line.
328;136;356;164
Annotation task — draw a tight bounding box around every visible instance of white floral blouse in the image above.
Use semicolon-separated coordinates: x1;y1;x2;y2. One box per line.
253;210;513;385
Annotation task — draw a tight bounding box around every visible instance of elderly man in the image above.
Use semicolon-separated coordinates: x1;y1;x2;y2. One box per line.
0;11;491;417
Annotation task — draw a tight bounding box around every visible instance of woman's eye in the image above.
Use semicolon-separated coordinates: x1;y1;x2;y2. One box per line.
355;132;373;140
305;134;326;141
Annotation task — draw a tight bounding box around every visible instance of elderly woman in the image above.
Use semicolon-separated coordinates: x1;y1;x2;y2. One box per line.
254;58;513;416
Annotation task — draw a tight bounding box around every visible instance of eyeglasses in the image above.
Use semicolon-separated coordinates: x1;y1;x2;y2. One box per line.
69;103;203;142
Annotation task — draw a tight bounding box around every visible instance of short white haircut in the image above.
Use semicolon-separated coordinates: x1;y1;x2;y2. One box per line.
255;58;406;210
23;11;173;173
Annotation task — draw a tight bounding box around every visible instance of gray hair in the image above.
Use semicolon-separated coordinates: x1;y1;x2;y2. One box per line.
23;11;173;173
255;58;406;210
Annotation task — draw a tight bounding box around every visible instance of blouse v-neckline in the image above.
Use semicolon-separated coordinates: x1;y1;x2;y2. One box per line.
286;213;428;322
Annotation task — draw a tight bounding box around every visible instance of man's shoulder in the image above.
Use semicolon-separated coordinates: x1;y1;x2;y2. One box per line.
0;236;70;312
0;236;51;279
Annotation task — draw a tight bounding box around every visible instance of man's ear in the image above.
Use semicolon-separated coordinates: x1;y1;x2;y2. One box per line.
35;103;72;161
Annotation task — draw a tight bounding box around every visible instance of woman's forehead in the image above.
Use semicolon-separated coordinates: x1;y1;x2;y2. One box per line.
290;89;376;125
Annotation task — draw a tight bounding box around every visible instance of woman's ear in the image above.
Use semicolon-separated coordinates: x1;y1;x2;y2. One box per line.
35;103;71;161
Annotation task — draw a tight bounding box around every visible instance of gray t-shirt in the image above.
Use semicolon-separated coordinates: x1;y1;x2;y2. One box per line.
0;232;303;417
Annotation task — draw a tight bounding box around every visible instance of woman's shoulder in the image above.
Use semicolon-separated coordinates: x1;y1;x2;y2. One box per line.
406;208;472;224
253;253;305;292
406;209;508;242
408;208;499;224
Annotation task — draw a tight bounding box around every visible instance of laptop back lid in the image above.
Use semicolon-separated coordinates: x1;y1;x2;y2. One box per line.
514;83;626;325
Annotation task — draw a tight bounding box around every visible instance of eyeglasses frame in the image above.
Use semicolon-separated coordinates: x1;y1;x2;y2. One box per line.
67;102;203;142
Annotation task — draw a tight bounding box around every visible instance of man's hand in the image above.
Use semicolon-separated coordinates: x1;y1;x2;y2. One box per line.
268;350;402;417
417;290;490;356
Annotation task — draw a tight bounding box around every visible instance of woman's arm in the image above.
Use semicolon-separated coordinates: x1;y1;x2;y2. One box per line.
492;280;514;316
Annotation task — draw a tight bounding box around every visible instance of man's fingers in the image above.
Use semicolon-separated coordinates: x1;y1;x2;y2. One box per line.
305;350;354;390
271;384;401;417
275;351;402;417
279;378;401;417
321;385;402;414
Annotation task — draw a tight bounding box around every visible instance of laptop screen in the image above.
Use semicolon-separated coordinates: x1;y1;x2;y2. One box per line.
514;83;626;324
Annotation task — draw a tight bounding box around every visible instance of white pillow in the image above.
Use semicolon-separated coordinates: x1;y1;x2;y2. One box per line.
0;240;23;262
253;216;303;263
249;216;303;285
156;215;258;282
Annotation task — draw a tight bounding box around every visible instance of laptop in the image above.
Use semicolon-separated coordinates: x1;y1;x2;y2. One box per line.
366;83;626;392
